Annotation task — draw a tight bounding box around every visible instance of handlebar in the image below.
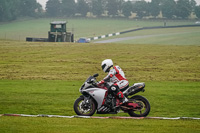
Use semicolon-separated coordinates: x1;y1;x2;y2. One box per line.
93;73;99;78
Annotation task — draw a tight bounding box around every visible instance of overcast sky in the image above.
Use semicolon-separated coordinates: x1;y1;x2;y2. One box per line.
37;0;200;9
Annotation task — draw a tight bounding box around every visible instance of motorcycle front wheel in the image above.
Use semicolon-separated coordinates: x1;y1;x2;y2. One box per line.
73;96;97;116
128;95;150;117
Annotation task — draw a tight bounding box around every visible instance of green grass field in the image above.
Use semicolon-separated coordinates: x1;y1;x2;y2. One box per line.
0;18;200;132
0;18;199;41
1;117;200;133
0;42;199;81
0;80;200;117
0;40;200;132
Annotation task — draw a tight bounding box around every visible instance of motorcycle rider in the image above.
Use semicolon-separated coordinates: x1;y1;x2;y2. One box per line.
98;59;129;107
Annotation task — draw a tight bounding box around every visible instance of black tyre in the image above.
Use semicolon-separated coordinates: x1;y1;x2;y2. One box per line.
128;95;150;117
73;96;97;116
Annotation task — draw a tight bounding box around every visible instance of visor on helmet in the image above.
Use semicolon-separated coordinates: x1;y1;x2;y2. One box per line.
102;64;106;71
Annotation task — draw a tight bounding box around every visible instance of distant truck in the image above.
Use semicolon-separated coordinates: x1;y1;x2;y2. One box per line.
26;21;74;42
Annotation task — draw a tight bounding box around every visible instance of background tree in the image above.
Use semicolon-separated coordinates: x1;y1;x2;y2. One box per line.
46;0;61;17
149;0;161;18
0;0;19;21
0;1;4;21
106;0;119;16
160;0;176;19
190;0;197;8
91;0;104;16
0;0;42;21
0;0;199;21
76;0;89;17
35;2;44;17
195;5;200;18
133;1;149;19
118;0;125;14
20;0;38;17
122;1;132;18
61;0;76;17
176;0;194;19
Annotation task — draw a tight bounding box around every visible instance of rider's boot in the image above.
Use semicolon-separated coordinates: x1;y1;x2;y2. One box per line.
120;97;128;105
117;91;128;106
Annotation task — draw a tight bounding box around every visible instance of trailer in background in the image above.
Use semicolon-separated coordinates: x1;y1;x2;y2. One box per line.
26;21;74;42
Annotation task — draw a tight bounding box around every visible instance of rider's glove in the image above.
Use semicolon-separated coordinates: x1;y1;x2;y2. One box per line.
97;80;105;86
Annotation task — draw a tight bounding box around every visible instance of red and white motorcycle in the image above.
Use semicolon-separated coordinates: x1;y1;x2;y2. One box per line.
73;74;150;117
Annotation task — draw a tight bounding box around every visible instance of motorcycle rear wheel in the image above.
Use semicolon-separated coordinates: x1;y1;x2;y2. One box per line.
73;96;96;116
128;95;150;117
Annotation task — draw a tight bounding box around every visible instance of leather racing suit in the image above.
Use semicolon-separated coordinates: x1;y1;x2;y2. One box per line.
99;65;129;99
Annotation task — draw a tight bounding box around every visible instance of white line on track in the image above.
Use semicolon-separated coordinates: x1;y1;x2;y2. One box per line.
1;114;200;120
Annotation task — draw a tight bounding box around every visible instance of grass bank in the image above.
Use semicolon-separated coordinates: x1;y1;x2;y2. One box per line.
0;40;199;132
0;41;199;81
1;117;200;133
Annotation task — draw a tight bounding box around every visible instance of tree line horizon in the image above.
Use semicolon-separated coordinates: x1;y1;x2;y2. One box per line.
1;0;200;22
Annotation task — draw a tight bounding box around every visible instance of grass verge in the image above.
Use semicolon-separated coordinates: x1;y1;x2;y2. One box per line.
0;80;199;117
0;117;200;133
0;41;199;132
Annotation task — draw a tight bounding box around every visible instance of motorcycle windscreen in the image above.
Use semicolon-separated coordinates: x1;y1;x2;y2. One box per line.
84;88;107;109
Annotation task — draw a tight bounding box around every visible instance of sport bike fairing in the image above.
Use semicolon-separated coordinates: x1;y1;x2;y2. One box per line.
82;88;106;109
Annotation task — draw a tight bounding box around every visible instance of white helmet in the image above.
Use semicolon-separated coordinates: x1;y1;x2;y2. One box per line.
101;59;113;73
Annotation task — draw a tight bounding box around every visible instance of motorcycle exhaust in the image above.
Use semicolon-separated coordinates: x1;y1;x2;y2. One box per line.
123;83;145;96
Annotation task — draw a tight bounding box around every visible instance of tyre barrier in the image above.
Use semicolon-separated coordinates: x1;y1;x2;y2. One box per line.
88;24;200;41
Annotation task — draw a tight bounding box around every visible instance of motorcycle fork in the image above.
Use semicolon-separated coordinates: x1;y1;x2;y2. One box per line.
112;97;116;108
107;95;117;109
83;96;91;106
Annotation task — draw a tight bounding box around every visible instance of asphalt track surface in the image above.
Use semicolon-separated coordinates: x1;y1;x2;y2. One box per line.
94;31;200;43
